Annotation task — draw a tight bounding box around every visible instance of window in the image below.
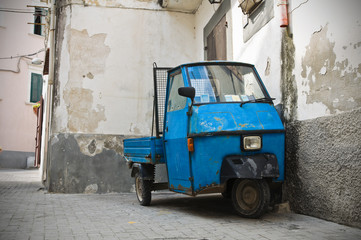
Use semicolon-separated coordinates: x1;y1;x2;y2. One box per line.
33;7;47;36
239;0;264;15
241;0;274;42
167;73;186;112
187;64;267;104
30;73;43;103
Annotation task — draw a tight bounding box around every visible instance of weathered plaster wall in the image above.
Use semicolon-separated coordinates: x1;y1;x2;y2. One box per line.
53;1;196;135
47;0;197;193
291;0;361;120
284;0;361;228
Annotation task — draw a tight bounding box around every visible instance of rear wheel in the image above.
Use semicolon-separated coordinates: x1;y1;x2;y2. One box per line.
135;173;152;206
231;179;270;218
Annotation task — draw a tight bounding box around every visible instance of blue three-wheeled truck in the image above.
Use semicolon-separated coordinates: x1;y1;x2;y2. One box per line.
123;61;285;218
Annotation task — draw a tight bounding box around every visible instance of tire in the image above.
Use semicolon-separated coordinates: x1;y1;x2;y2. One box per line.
231;179;270;218
135;173;152;206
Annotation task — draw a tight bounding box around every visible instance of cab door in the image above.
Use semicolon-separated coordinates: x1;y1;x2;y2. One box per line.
163;69;193;194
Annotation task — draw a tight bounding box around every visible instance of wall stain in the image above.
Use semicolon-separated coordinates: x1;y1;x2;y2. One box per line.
64;88;106;132
64;28;110;132
265;57;271;76
75;134;124;157
301;24;361;113
281;29;297;121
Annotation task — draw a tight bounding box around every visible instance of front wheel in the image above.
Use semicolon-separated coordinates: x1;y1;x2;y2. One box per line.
135;174;152;206
231;179;270;218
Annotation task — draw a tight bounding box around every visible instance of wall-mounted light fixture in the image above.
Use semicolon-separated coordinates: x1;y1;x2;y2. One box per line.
31;57;43;65
208;0;222;4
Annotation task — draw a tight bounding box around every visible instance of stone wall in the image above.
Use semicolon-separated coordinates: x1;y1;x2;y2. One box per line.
285;108;361;228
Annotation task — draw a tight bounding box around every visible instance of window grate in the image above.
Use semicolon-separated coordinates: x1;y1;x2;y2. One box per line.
153;64;171;137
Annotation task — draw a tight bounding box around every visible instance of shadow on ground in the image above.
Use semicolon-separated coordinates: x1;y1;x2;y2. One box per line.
148;192;250;220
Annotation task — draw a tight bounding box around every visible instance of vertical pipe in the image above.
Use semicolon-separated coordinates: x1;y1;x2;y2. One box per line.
279;0;289;28
41;0;56;181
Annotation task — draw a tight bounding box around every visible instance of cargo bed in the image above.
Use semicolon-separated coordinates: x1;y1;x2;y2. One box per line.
123;137;165;164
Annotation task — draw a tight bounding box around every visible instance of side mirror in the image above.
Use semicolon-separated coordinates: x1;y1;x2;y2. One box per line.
178;87;195;101
178;87;195;116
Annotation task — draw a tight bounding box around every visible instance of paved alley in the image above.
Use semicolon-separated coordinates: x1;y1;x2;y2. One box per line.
0;169;360;240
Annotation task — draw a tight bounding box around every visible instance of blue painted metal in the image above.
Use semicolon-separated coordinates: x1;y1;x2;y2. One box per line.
163;67;193;194
123;137;165;164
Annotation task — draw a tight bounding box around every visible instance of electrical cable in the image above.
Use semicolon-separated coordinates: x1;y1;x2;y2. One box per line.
0;49;45;73
0;8;34;13
0;49;45;60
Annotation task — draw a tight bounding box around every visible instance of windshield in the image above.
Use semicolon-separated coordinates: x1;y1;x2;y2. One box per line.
186;64;268;104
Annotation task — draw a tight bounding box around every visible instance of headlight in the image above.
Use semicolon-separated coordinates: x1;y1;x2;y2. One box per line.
243;136;262;150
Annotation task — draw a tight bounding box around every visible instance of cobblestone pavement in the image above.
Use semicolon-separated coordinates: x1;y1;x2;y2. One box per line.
0;169;360;240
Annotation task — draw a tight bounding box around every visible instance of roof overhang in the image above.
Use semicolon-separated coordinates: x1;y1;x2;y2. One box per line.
159;0;203;14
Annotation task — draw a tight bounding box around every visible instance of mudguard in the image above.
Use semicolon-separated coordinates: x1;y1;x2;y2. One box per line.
220;154;279;184
131;163;155;181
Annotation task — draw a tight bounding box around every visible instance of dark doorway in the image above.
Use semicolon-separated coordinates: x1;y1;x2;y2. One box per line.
207;15;227;60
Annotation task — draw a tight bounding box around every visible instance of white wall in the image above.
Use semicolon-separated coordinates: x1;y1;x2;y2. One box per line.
53;3;197;136
194;0;283;104
231;0;283;105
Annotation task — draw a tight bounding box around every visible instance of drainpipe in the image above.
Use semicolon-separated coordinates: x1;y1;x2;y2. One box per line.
279;0;288;27
48;0;55;86
42;0;56;182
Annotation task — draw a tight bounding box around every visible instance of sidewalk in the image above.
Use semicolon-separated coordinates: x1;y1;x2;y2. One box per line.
0;169;360;240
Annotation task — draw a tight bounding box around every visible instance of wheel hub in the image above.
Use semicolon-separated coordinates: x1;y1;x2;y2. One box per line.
242;186;258;205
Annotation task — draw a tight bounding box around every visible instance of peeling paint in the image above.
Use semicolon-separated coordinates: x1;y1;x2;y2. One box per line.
301;24;361;113
75;134;124;156
64;88;106;132
63;28;110;132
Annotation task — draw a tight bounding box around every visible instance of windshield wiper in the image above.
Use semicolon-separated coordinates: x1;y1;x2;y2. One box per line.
240;97;275;107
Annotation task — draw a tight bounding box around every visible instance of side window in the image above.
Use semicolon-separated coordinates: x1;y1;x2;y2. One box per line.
241;0;273;42
30;73;43;103
167;73;186;112
34;7;47;36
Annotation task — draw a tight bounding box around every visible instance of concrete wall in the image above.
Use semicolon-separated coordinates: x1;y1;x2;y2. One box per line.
46;0;197;193
0;0;45;167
